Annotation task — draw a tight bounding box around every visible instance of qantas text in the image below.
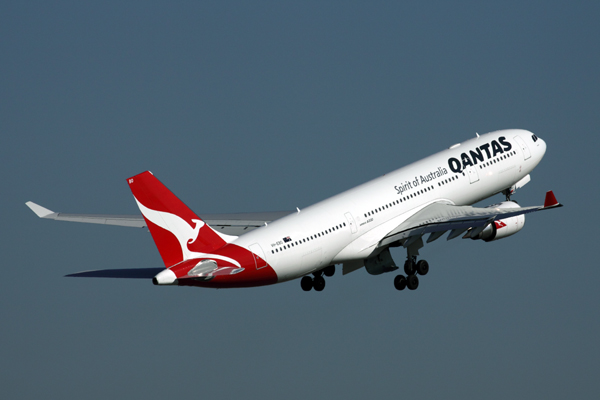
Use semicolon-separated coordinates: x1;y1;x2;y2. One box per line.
447;136;512;173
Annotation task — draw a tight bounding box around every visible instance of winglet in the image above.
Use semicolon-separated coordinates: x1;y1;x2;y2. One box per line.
25;201;57;218
543;191;562;209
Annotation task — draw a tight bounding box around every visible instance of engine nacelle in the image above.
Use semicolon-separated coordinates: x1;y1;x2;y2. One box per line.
469;201;525;242
365;248;399;275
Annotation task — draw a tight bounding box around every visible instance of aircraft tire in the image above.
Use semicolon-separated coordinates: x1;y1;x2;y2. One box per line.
394;275;407;290
313;276;326;291
407;275;419;290
416;260;429;276
301;276;313;291
323;265;335;277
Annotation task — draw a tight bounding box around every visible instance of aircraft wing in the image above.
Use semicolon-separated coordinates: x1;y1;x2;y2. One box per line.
379;191;562;248
65;268;164;279
25;201;293;236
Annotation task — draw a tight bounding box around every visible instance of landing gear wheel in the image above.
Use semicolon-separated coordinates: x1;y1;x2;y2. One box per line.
404;259;416;276
323;265;335;277
394;275;407;291
406;274;419;290
313;276;326;291
416;260;429;276
301;276;313;291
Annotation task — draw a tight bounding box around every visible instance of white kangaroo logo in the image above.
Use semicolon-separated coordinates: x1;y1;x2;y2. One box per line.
135;198;241;268
187;219;203;244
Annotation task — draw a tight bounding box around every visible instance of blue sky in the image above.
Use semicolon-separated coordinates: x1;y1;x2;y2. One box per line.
2;2;599;399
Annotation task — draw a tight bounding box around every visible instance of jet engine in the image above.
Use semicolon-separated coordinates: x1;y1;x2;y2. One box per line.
467;201;525;242
365;248;399;275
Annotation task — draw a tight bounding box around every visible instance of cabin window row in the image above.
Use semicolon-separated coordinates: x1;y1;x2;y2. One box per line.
363;184;437;218
271;222;347;253
479;150;517;169
438;174;459;187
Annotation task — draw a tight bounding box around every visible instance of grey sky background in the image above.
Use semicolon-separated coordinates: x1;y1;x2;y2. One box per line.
2;1;599;399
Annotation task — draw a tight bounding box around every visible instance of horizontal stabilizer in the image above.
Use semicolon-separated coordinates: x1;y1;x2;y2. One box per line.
65;268;164;279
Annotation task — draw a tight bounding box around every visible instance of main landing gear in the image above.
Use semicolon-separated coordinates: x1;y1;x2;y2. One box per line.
394;256;429;291
301;265;335;291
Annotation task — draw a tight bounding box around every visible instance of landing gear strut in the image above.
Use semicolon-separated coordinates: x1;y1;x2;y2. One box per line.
300;266;334;291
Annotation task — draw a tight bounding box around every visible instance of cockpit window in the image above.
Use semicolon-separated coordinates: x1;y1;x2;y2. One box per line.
532;134;538;142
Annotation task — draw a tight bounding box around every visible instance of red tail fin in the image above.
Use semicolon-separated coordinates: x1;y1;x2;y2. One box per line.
127;171;232;267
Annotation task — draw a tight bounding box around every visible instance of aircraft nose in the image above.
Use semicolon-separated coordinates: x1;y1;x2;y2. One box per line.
538;137;547;157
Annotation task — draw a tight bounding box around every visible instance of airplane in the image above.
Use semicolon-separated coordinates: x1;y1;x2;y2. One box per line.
26;129;562;292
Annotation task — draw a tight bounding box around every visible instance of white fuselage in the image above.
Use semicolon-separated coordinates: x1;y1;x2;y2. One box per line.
233;129;546;282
